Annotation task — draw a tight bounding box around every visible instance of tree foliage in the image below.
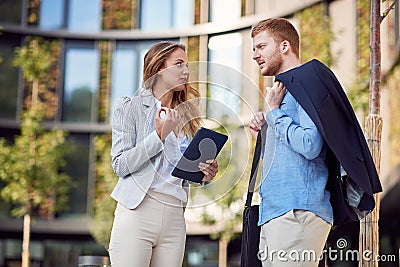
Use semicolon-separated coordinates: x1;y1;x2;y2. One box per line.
347;0;371;112
14;36;61;120
102;0;137;29
0;107;72;218
0;36;74;219
90;134;117;248
295;2;335;66
13;38;52;83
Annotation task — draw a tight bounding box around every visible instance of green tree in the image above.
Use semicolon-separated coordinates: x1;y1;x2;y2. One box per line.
359;1;398;266
91;134;117;248
13;37;52;111
295;2;335;66
0;37;72;267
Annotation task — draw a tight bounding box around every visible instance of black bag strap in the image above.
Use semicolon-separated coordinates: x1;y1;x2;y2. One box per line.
245;130;264;208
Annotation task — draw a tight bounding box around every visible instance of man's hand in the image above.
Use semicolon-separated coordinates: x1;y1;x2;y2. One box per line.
265;81;285;113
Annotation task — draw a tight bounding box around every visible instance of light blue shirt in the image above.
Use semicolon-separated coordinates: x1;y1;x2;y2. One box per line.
258;91;333;226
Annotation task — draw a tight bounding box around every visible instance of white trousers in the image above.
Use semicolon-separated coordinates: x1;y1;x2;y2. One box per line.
108;191;186;267
259;209;331;267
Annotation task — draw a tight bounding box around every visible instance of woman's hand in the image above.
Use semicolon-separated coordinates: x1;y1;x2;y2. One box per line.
199;159;218;182
249;111;266;139
155;107;180;141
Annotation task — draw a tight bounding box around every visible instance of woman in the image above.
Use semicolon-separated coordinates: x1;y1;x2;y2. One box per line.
108;41;218;267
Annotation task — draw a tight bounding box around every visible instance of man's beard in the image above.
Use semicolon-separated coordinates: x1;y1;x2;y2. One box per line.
262;49;283;76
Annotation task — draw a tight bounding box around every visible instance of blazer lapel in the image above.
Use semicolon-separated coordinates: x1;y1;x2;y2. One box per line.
139;88;158;135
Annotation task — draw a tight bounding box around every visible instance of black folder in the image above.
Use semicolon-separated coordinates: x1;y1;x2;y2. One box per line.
172;127;228;183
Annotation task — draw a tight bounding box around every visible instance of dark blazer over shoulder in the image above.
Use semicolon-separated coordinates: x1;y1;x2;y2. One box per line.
275;59;382;226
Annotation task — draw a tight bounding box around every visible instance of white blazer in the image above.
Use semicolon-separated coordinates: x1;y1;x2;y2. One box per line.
110;89;189;209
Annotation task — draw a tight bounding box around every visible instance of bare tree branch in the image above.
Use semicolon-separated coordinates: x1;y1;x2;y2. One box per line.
381;0;398;23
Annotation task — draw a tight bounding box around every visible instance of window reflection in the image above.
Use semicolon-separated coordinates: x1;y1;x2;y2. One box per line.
185;237;219;266
209;0;241;23
207;33;243;121
137;45;152;87
0;0;22;24
140;0;193;31
39;0;64;30
0;33;20;119
63;45;99;122
62;134;90;215
110;41;170;119
173;0;194;28
111;46;137;117
140;0;172;31
68;0;102;32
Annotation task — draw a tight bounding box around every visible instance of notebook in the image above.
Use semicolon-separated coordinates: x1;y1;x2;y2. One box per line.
172;127;228;183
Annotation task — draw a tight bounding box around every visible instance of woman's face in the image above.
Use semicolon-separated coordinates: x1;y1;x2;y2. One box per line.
158;48;189;92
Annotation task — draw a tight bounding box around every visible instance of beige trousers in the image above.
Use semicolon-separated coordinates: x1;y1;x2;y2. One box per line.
259;209;331;267
108;191;186;267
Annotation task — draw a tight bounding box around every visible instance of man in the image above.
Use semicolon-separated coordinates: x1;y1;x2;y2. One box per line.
249;18;332;266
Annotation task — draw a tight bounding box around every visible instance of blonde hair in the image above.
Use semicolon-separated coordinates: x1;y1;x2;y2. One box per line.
143;41;202;137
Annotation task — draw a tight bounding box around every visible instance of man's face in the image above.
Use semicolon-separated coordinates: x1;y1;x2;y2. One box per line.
252;31;283;76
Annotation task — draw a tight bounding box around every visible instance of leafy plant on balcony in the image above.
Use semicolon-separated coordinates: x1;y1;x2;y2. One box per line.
102;0;139;29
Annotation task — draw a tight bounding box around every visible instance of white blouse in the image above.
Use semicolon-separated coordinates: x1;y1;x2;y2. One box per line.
149;102;189;203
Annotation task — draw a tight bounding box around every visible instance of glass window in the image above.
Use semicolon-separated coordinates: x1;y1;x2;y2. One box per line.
137;42;156;88
43;239;107;266
63;43;99;122
140;0;193;31
110;41;170;119
68;0;102;32
185;237;219;266
207;33;243;120
209;0;241;23
0;0;22;24
140;0;172;31
173;0;194;28
62;134;90;215
39;0;65;30
0;33;20;119
110;45;138;116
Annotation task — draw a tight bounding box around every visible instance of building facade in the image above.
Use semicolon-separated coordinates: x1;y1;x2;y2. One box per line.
0;0;399;266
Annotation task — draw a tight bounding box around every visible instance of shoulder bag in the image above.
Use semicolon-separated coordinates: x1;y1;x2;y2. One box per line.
240;131;263;267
